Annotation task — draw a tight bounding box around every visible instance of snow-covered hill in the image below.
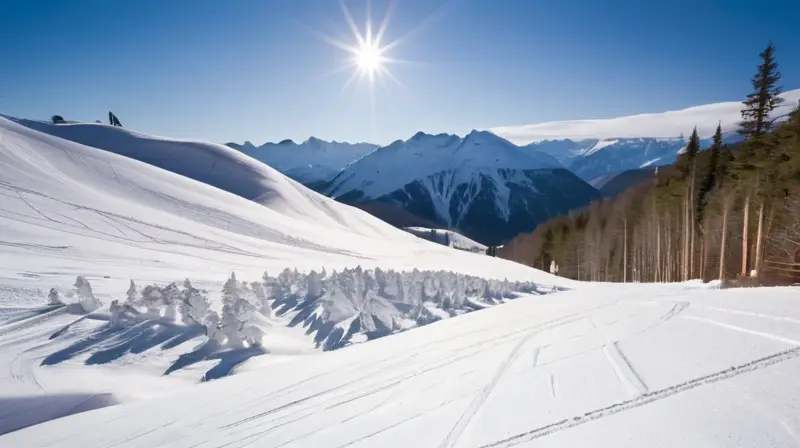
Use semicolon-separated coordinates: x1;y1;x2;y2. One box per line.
326;130;600;245
403;227;488;253
497;89;800;183
0;115;568;416
227;138;378;184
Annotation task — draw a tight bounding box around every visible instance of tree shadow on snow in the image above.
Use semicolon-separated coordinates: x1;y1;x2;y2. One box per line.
41;319;206;367
163;342;266;381
0;393;119;436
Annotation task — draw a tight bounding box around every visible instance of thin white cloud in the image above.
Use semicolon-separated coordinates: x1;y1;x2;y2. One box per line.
492;89;800;145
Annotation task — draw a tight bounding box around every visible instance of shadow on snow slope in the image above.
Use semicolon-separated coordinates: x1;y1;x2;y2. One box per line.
0;393;119;435
39;315;260;381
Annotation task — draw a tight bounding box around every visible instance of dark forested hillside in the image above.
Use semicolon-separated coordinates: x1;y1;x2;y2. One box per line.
598;168;657;198
500;44;800;286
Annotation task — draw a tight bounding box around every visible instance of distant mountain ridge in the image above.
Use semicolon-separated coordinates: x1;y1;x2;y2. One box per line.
322;130;600;245
223;90;799;243
226;138;378;184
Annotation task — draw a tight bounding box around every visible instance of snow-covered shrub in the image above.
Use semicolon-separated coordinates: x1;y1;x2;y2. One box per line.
109;299;126;328
180;279;211;326
204;310;225;345
219;272;270;349
125;280;141;307
50;268;555;353
140;284;166;319
74;276;101;313
48;288;64;306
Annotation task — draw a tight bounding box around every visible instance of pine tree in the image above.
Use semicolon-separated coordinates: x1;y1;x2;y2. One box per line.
739;42;784;141
698;124;723;212
736;43;784;282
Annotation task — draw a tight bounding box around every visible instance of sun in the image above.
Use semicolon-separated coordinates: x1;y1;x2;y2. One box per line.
320;0;404;92
355;41;385;75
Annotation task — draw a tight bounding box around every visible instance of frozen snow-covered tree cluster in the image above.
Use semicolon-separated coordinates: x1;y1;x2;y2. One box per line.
263;267;552;350
56;275;271;349
54;269;556;352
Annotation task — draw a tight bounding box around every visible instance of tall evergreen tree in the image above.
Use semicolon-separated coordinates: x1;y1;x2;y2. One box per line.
676;127;700;177
739;42;784;141
698;124;723;211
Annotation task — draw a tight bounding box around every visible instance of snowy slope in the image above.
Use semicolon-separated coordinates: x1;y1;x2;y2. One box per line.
5;117;392;231
404;227;488;253
0;116;565;299
0;116;569;411
5;282;800;447
326;131;598;245
227;138;378;184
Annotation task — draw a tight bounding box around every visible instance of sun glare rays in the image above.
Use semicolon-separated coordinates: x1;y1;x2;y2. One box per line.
323;0;403;94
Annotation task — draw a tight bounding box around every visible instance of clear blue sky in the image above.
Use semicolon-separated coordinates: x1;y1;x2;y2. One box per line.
2;0;799;145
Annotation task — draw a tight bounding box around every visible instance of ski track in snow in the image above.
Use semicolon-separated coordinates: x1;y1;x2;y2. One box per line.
601;342;648;397
439;335;535;448
682;315;800;345
480;344;800;447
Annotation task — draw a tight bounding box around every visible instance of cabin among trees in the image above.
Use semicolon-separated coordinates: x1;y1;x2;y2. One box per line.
500;43;800;286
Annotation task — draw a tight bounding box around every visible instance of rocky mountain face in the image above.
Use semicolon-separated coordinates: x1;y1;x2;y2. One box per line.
324;131;600;245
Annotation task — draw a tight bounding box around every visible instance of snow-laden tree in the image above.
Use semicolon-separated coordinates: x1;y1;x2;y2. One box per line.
221;272;241;308
249;281;272;319
109;299;125;328
161;282;182;321
306;270;324;300
180;279;211;325
232;298;268;347
140;285;165;319
74;276;101;313
219;272;269;348
125;280;140;306
203;310;225;346
47;288;64;306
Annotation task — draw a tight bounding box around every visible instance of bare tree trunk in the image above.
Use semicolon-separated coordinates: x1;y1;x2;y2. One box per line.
623;218;628;283
742;194;750;278
689;166;696;279
683;192;690;281
754;200;765;283
699;225;707;281
720;200;729;282
656;213;662;282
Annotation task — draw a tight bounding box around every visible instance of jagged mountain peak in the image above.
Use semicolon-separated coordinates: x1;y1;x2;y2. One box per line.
325;128;595;245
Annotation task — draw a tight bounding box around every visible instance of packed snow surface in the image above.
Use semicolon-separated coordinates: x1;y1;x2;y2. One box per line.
493;89;800;144
4;282;800;447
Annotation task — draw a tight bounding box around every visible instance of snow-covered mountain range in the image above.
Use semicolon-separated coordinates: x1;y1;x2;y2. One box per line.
226;138;377;184
324;130;599;245
223;91;799;237
525;133;742;185
500;89;800;184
